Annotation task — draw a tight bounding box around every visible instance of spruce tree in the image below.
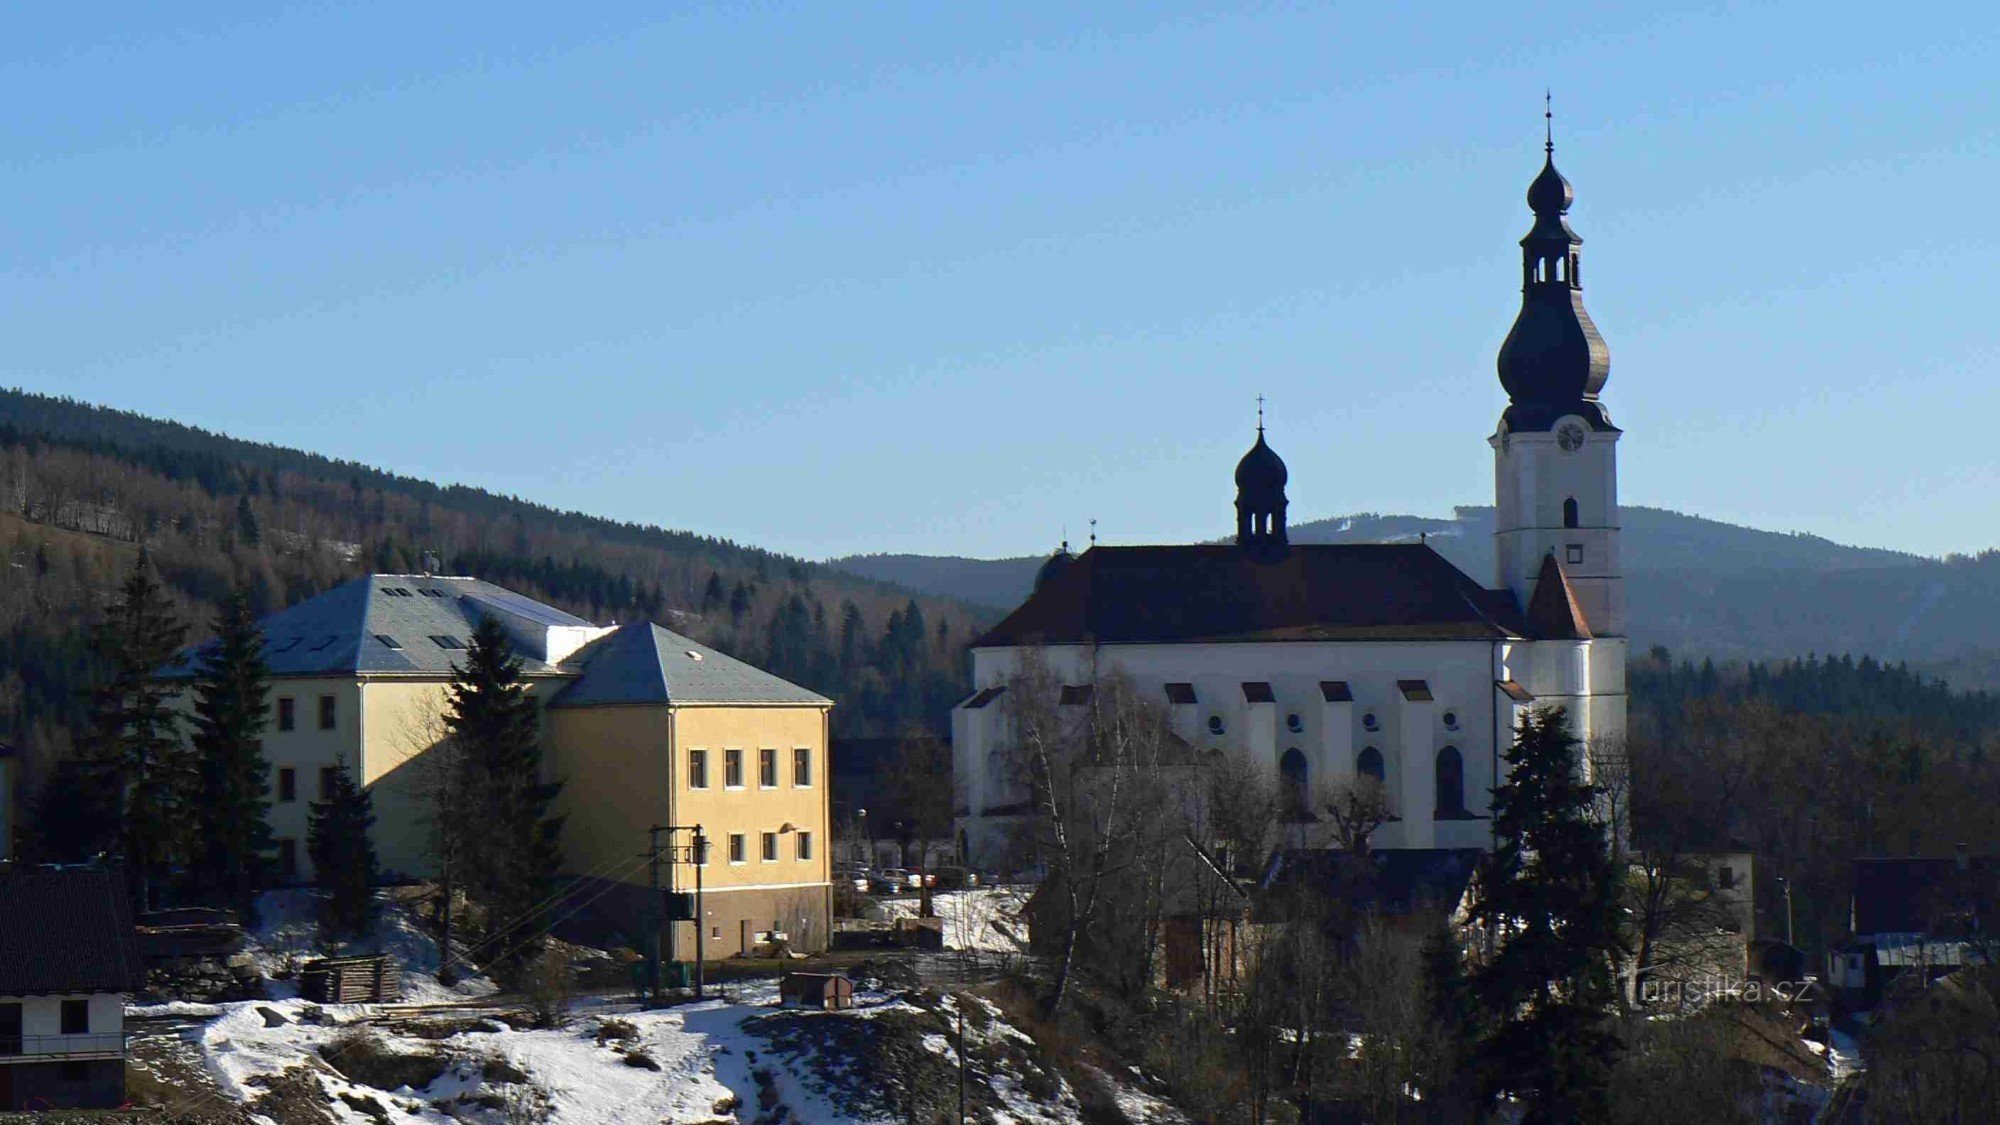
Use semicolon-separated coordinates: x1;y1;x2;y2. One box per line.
1461;706;1624;1122
444;615;564;972
82;549;193;910
307;759;379;943
189;589;276;918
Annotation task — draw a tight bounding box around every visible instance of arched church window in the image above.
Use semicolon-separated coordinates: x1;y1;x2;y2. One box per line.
1357;746;1385;783
1280;748;1309;820
1436;746;1466;818
1563;497;1579;529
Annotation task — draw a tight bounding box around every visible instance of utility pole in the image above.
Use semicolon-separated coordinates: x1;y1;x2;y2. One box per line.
1779;876;1796;948
693;827;707;1001
646;825;667;1006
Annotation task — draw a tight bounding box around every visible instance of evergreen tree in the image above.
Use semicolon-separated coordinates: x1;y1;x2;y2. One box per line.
307;759;378;943
444;615;564;972
700;571;726;614
1461;706;1623;1121
28;756;120;863
82;550;193;910
188;589;276;918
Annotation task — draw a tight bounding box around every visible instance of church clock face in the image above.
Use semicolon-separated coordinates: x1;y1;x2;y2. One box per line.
1556;421;1586;453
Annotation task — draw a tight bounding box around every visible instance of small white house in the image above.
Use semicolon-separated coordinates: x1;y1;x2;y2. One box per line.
0;867;144;1111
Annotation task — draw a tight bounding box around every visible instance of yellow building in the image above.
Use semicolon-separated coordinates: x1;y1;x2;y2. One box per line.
161;574;834;955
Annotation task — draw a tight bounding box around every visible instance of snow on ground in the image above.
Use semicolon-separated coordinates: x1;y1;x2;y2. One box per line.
176;980;1099;1124
1827;1028;1864;1082
245;888;496;1004
870;885;1032;952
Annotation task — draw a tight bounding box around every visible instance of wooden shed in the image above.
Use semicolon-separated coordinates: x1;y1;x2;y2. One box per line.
779;972;855;1010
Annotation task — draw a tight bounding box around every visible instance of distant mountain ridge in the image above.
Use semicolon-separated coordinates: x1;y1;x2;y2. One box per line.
828;508;2000;690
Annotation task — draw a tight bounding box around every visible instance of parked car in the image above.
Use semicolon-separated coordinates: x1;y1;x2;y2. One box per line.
932;866;975;890
868;871;906;895
905;871;926;889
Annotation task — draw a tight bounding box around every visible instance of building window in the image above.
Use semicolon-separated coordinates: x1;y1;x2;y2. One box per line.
725;749;744;788
1566;543;1584;565
1563;496;1579;528
759;748;777;789
1279;748;1309;820
797;831;813;861
761;832;778;862
1362;712;1379;732
1357;746;1385;783
60;999;88;1035
277;697;296;732
794;747;812;787
278;839;298;878
318;694;336;730
728;834;746;864
1207;715;1226;736
319;766;339;802
1436;746;1467;818
1443;711;1460;730
278;768;297;803
688;749;708;789
1718;866;1735;890
1285;713;1304;734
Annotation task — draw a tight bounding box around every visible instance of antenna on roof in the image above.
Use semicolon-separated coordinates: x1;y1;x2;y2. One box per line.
1089;518;1097;548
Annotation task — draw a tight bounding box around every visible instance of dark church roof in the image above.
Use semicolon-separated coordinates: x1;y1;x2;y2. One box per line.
0;868;145;996
974;543;1526;647
1259;847;1485;919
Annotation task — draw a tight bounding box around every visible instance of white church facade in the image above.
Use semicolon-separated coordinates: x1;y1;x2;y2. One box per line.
953;138;1627;867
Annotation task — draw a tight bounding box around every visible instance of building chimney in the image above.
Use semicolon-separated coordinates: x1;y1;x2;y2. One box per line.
421;551;441;576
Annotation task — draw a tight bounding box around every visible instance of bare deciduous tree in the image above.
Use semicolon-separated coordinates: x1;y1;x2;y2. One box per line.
1316;773;1395;857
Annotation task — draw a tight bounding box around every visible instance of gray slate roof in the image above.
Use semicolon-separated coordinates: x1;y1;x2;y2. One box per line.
0;867;145;996
166;575;591;678
552;622;832;708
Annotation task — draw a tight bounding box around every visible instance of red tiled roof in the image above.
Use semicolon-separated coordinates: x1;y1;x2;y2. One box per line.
973;544;1523;648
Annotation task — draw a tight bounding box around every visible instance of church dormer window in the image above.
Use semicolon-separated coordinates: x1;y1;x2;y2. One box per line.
1563;497;1579;528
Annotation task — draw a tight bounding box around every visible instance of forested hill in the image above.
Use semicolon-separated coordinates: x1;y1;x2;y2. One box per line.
831;507;2000;691
0;387;987;788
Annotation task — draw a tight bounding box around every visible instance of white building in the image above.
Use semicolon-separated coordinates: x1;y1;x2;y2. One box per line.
954;141;1627;867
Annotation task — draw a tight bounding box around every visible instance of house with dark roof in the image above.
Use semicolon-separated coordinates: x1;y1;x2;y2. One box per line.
1827;850;1996;1004
954;141;1628;869
159;575;837;956
0;867;145;1111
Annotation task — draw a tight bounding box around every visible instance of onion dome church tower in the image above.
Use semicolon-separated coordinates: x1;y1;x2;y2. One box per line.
1235;414;1288;560
1490;113;1624;637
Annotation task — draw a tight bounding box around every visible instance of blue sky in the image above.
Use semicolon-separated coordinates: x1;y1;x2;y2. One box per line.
4;3;1999;560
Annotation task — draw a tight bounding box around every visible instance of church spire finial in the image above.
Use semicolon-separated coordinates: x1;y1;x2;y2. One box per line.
1544;90;1553;156
1256;393;1265;434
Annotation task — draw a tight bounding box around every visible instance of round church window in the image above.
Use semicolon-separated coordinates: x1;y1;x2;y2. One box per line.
1207;715;1226;736
1444;711;1460;730
1286;713;1303;733
1362;712;1379;732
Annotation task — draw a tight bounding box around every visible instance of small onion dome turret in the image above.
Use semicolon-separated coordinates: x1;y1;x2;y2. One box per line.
1234;431;1288;500
1033;542;1075;592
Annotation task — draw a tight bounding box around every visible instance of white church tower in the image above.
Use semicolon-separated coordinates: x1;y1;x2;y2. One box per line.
1490;124;1623;639
1489;118;1627;752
